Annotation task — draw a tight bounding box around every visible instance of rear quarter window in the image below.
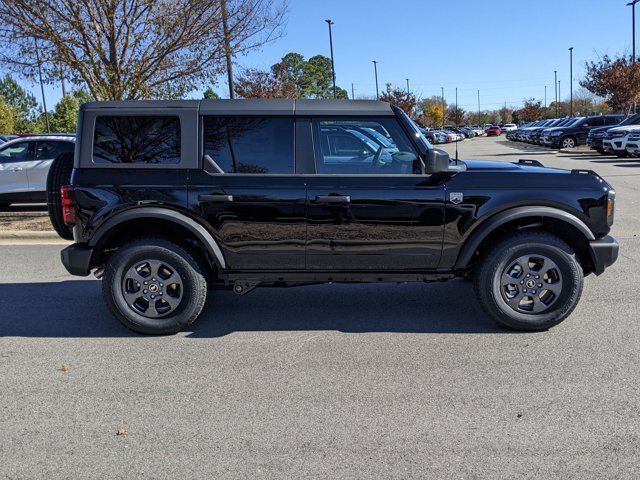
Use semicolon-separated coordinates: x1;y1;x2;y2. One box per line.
93;115;181;164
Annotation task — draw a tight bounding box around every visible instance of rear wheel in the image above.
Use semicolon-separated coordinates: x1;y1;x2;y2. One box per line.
474;231;583;331
46;152;74;240
103;237;208;334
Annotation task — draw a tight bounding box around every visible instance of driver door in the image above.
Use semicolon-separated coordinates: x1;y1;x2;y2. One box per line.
305;117;445;271
0;141;33;200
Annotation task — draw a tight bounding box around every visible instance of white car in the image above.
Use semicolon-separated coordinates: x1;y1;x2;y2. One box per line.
602;125;640;158
0;135;75;206
625;130;640;157
502;123;517;132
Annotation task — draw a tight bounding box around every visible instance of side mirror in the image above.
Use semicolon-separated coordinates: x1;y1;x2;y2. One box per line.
424;149;451;173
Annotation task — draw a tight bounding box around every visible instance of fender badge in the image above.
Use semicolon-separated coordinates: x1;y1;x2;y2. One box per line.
449;192;464;204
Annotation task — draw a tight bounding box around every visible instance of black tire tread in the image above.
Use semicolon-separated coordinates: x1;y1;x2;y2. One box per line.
46;152;74;240
474;231;583;331
102;237;208;335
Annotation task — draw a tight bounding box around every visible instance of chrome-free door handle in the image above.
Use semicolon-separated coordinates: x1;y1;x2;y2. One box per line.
314;195;351;204
198;194;233;202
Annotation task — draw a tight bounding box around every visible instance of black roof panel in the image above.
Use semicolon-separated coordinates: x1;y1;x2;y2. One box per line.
81;99;394;116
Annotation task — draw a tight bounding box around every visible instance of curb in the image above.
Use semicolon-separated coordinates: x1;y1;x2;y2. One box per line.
559;148;593;154
0;230;63;240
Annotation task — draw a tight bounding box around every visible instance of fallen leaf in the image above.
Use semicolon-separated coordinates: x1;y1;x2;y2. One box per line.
116;419;128;436
59;364;69;373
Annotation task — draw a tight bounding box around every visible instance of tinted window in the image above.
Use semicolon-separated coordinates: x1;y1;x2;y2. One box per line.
35;140;74;160
203;117;294;174
313;118;420;175
0;142;30;162
93;116;181;164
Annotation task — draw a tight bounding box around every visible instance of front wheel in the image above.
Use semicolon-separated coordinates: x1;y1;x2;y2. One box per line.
474;232;583;331
103;237;208;334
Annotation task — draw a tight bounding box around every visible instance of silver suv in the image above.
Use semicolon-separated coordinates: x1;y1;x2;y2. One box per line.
0;134;75;206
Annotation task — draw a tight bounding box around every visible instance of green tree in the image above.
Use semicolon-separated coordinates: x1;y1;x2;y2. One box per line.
0;74;38;132
203;88;220;99
236;52;348;99
0;95;16;134
49;95;80;132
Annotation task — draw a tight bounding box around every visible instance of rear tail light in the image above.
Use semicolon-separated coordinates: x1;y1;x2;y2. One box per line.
60;185;77;225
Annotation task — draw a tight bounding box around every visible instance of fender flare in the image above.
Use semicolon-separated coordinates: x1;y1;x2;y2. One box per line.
454;206;595;269
89;207;227;269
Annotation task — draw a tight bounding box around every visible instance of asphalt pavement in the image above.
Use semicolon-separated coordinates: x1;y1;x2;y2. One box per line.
1;136;639;479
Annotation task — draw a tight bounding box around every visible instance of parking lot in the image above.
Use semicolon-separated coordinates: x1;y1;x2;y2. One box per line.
1;136;639;479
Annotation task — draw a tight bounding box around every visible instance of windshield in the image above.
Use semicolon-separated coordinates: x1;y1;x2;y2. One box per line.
619;114;640;126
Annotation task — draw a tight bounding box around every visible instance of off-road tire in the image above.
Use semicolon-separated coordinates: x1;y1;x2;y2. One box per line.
103;237;208;334
474;231;583;331
46;152;74;240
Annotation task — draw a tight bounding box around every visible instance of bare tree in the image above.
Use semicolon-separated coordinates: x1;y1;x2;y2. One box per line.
0;0;287;100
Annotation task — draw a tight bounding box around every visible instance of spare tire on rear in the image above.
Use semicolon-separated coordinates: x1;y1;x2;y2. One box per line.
47;152;74;240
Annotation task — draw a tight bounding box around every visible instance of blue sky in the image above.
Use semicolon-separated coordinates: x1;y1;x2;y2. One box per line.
13;0;636;111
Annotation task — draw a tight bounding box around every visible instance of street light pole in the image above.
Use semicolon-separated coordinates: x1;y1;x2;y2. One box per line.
441;87;445;129
372;60;379;100
569;47;574;116
33;38;50;133
558;80;561;114
406;78;410;95
351;83;355;100
325;19;337;99
544;85;547;109
554;70;558;117
477;89;481;126
629;1;639;113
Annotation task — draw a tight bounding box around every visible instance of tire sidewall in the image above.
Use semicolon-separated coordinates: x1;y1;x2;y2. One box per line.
105;242;205;334
479;235;583;331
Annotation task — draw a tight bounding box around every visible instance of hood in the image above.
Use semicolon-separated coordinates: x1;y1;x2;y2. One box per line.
463;160;565;174
607;124;640;133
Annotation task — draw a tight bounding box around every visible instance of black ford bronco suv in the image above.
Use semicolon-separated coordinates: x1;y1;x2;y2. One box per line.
59;99;618;334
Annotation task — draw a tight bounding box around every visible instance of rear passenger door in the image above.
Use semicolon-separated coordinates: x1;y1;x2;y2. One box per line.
305;117;445;271
188;115;306;271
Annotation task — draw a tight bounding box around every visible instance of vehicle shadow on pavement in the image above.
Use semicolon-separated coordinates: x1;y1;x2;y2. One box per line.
0;280;518;338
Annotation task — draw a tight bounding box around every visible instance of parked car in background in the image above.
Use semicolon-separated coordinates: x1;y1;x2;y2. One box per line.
625;130;640;157
0;134;18;145
542;115;624;149
502;124;517;132
602;125;640;157
587;113;640;155
0;134;75;207
486;125;502;136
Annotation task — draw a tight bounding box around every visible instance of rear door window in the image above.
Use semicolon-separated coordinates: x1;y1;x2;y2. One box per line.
35;141;74;160
93;116;181;164
203;117;294;174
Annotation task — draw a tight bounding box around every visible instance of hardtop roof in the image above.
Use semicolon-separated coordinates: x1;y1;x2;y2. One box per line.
80;99;395;116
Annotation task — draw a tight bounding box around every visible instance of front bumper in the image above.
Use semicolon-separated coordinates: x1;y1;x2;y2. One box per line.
61;244;93;277
587;137;604;150
588;235;619;276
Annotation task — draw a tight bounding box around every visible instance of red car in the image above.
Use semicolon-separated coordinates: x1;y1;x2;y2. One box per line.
486;125;502;136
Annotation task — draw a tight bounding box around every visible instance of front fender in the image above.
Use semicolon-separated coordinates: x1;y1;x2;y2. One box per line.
453;206;595;269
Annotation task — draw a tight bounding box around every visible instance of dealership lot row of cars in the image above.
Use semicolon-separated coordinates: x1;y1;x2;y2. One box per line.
506;113;640;157
420;123;517;144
